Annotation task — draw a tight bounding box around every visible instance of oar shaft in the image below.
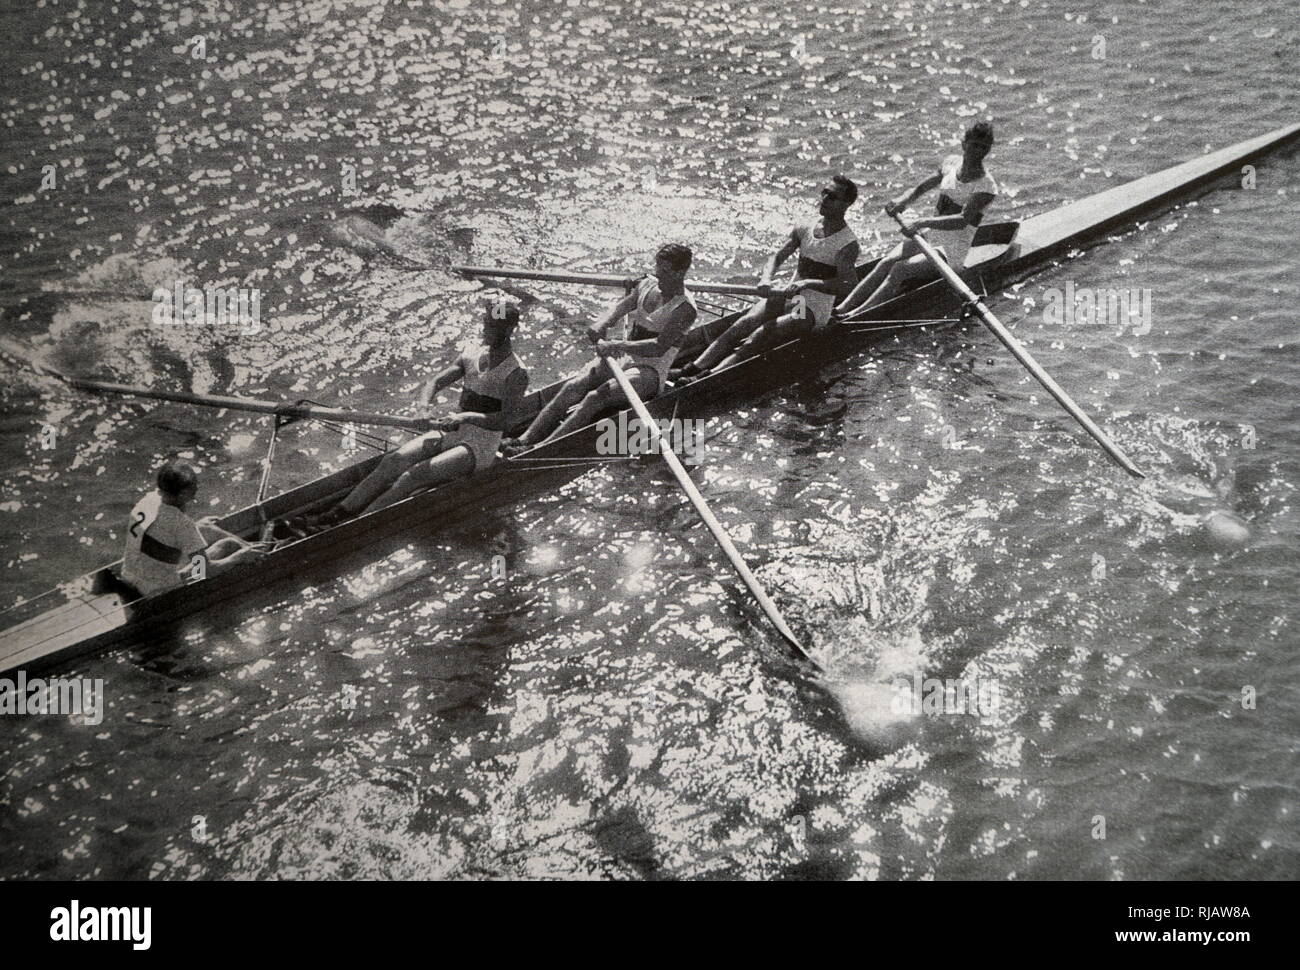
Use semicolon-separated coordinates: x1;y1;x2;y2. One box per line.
62;376;430;431
892;213;1144;478
603;356;814;664
454;265;766;298
2;336;432;433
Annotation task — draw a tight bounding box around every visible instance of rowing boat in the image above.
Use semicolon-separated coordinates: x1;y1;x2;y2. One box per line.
2;122;1296;676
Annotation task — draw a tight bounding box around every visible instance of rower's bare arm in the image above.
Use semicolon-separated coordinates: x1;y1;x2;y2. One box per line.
442;411;492;431
201;542;265;573
588;290;641;340
912;192;995;232
886;172;943;214
605;300;696;356
503;366;529;405
835;237;883;313
197;518;246;546
761;231;801;287
418;362;464;406
658;300;698;351
962;191;995;226
836;240;863;297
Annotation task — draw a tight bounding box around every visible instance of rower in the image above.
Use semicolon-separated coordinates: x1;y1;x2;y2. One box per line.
502;243;697;452
292;300;528;531
837;121;998;318
120;461;264;596
673;176;860;382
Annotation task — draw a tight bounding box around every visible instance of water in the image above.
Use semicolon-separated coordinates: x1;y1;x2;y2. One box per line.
1;0;1297;879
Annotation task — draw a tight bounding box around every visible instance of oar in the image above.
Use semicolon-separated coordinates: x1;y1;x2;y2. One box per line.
890;212;1145;478
454;265;767;298
603;354;817;666
0;338;430;433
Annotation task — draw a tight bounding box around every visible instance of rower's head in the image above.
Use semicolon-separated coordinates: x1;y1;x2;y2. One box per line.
962;121;994;163
482;299;521;345
653;243;692;288
157;460;199;509
819;175;858;218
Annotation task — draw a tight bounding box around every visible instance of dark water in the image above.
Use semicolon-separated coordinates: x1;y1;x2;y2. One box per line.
1;0;1297;879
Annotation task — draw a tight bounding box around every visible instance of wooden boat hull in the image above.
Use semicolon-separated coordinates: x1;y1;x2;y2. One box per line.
2;122;1296;675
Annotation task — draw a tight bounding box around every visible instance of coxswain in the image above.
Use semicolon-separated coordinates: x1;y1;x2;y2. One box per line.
120;461;264;596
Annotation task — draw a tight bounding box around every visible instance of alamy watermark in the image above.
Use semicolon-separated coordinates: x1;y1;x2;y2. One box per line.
1041;281;1151;336
890;669;1000;718
50;900;150;950
152;281;262;335
0;671;104;725
595;411;706;465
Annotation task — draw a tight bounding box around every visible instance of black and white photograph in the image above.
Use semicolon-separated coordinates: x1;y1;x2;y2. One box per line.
0;0;1295;919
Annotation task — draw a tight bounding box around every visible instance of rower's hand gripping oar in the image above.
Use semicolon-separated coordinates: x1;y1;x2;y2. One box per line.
890;212;1145;478
602;354;818;667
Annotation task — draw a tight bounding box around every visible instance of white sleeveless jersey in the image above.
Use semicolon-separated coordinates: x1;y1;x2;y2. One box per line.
930;155;998;269
443;342;524;473
623;276;696;389
457;342;522;416
121;491;207;595
793;223;857;326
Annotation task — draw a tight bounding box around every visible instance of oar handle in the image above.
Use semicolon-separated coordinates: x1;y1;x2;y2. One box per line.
891;213;1145;479
454;265;766;298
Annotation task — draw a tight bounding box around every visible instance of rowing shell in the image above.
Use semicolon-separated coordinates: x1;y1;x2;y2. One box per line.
2;122;1297;676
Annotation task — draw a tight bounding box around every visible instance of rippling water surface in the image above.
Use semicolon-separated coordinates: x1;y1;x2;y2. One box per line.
1;0;1297;879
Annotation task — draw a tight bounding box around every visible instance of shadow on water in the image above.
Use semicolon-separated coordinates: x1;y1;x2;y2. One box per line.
123;504;538;685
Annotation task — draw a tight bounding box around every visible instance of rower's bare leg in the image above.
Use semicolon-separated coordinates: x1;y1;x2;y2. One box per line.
682;298;781;374
513;362;605;447
337;431;440;514
839;240;924;318
712;311;809;371
845;254;936;316
550;367;658;439
839;258;899;316
368;446;477;512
